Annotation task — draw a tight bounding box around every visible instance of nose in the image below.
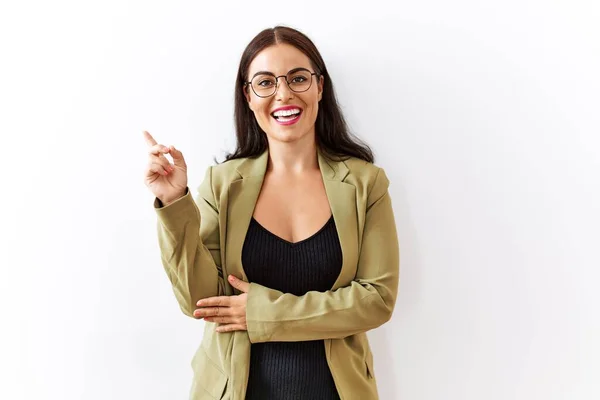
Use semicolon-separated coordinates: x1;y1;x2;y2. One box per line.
275;76;294;101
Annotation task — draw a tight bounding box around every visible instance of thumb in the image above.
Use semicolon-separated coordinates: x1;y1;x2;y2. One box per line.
228;275;250;293
167;145;187;168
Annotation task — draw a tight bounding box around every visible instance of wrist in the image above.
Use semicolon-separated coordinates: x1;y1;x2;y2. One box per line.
160;189;187;206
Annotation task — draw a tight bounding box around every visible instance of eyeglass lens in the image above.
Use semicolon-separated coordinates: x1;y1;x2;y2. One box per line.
250;70;313;97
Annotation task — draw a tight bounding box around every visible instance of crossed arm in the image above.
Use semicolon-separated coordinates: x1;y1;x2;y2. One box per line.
157;167;399;342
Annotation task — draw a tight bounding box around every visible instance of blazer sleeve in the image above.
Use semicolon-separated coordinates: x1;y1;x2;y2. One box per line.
245;167;400;342
154;166;225;317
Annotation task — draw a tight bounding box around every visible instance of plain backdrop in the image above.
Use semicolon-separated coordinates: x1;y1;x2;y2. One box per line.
1;1;598;399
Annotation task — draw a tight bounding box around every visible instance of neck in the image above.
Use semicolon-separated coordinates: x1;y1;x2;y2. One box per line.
266;134;319;175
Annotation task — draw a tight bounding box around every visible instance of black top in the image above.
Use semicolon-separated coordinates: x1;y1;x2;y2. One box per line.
242;215;342;400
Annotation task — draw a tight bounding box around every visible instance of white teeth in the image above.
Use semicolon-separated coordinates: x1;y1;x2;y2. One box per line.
273;109;301;117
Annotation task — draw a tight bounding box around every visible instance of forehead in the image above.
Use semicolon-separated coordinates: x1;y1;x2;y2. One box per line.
248;43;312;76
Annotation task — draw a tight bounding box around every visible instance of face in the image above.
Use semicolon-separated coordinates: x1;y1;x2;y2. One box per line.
244;43;324;145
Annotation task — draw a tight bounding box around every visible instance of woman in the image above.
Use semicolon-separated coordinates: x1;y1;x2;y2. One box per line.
144;26;399;400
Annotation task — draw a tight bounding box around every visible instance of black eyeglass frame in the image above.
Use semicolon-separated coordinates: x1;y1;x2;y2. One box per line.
244;67;320;98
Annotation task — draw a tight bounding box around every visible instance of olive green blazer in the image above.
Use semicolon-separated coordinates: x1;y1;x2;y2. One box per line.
154;149;400;400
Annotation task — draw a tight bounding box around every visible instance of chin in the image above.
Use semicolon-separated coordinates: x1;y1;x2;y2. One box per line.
269;133;302;143
269;126;312;143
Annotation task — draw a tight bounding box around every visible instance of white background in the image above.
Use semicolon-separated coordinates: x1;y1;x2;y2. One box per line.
1;1;598;399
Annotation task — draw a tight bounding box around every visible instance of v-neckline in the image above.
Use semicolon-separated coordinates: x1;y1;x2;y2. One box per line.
250;215;335;247
223;148;359;300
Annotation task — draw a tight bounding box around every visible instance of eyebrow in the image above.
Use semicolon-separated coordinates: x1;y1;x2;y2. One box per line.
250;67;311;79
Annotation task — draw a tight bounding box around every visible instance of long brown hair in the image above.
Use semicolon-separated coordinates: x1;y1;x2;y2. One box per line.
222;25;374;163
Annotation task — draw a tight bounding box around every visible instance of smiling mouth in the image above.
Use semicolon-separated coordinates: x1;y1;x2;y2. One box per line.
271;109;303;122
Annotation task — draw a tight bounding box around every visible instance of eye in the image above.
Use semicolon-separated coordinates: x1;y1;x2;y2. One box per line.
290;75;307;83
257;79;275;87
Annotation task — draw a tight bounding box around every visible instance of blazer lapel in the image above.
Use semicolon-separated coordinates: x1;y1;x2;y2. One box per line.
225;150;268;294
224;149;359;294
317;152;359;290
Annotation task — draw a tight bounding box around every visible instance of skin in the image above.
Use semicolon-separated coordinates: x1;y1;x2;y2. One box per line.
144;43;330;333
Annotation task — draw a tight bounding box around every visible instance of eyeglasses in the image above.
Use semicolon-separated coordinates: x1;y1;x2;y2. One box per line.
244;67;319;98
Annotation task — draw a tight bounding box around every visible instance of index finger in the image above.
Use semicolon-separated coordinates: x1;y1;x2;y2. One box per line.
143;130;158;147
196;296;230;307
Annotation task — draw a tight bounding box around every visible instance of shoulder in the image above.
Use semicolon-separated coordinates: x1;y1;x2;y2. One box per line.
208;158;246;187
342;156;390;206
195;158;245;204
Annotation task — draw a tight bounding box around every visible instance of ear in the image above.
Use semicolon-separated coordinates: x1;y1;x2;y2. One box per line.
318;75;324;101
243;84;254;111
